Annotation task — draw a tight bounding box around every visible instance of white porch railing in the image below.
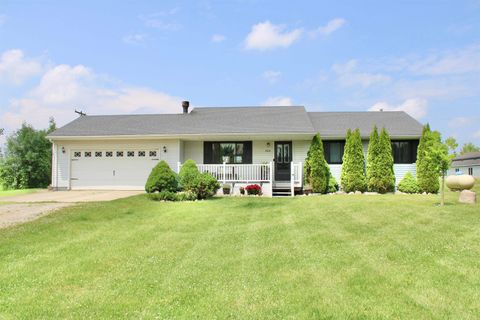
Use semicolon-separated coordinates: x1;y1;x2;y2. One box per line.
178;162;273;184
291;162;303;197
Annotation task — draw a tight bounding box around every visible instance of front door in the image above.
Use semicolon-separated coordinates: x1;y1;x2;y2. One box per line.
274;141;292;181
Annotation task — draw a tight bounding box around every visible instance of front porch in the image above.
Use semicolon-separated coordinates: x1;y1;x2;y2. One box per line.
177;162;303;197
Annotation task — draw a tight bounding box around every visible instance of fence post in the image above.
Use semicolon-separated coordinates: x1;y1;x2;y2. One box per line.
269;161;273;197
177;162;181;174
291;162;295;197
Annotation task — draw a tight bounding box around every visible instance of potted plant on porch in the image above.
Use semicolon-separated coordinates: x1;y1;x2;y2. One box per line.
222;184;231;195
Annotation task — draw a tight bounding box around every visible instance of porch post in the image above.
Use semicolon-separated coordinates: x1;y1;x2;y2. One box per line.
222;162;226;184
290;162;295;197
269;161;273;197
177;161;181;174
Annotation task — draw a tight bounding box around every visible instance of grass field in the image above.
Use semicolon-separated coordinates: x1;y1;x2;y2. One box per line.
0;185;39;198
0;183;479;319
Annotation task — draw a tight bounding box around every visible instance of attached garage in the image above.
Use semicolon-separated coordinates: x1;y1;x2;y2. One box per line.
70;149;160;190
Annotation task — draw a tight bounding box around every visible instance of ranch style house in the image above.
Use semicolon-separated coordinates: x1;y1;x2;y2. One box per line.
48;101;423;196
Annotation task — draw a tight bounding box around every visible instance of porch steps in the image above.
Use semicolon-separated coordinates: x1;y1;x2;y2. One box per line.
272;181;292;197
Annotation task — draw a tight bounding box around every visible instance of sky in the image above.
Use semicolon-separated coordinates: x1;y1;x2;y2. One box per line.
0;0;479;147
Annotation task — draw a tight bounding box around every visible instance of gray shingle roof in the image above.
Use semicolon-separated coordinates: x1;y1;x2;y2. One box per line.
452;152;480;166
48;106;423;138
308;111;423;138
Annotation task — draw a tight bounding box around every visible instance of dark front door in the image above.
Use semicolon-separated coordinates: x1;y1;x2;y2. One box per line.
274;141;292;181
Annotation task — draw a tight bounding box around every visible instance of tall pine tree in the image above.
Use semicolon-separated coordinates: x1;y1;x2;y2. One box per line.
416;124;440;193
341;128;367;192
376;127;395;193
366;126;380;191
304;134;331;193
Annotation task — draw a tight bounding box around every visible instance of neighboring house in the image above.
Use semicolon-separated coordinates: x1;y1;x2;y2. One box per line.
48;102;423;196
449;152;480;177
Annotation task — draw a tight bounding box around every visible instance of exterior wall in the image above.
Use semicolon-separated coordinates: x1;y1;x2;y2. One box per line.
252;140;273;163
292;140;310;163
51;139;181;189
216;182;272;197
183;141;203;163
449;165;480;177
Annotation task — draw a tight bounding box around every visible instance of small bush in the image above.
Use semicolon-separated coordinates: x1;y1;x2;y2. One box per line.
179;159;200;190
145;161;178;193
327;176;339;193
176;190;197;201
239;187;245;195
191;172;220;199
245;184;262;195
148;190;178;201
397;172;419;194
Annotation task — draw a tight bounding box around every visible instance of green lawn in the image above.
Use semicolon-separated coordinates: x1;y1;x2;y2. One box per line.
0;184;479;319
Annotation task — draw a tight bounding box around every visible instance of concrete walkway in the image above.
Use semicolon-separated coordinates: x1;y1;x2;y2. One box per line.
0;190;144;229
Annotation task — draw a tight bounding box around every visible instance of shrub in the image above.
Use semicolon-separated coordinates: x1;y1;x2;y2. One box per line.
176;190;197;201
367;127;395;193
245;184;262;195
327;176;339;193
416;124;440;193
148;190;178;201
341;129;367;193
397;172;419;194
240;187;245;195
145;161;178;193
191;172;220;199
179;159;200;190
304;134;330;193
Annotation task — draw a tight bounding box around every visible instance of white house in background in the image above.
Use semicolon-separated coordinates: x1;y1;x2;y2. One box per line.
47;101;423;196
449;152;480;177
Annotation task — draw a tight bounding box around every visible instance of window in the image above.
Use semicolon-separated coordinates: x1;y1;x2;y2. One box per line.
149;150;157;157
84;151;91;157
95;151;102;157
106;151;113;157
116;151;124;157
323;141;345;164
455;168;460;173
468;168;473;175
127;151;134;157
73;151;81;158
138;151;146;157
391;140;419;164
204;141;252;164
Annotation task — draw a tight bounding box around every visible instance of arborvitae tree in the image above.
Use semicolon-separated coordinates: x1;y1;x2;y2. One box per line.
304;133;330;193
341;128;367;192
416;124;440;193
375;127;395;193
366;126;380;191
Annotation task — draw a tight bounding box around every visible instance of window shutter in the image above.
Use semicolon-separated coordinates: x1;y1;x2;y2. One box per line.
204;142;213;164
243;141;252;164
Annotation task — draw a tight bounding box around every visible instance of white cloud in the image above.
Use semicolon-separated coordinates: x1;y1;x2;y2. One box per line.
262;96;293;106
0;49;43;85
368;98;428;119
262;70;282;84
0;55;183;140
474;130;480;139
140;8;181;31
123;33;147;45
311;18;346;37
332;59;390;87
448;117;472;128
0;14;6;26
244;21;302;51
211;34;226;43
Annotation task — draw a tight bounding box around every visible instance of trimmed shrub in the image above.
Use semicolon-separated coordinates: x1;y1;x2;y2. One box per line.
145;161;178;193
368;127;395;193
416;124;440;193
397;172;419;194
191;172;220;199
327;176;339;193
176;190;197;201
366;126;380;191
179;159;200;190
148;190;178;201
245;184;262;195
304;134;330;193
341;129;367;192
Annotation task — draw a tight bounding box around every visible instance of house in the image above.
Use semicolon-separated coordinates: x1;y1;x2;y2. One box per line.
449;152;480;177
48;102;423;196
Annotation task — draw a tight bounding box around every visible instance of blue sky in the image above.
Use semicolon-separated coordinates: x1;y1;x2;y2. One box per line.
0;0;479;147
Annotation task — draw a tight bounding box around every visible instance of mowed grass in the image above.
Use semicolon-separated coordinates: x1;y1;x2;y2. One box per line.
0;183;479;319
0;185;40;198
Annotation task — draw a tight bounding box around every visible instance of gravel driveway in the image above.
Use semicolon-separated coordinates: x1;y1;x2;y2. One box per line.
0;190;144;229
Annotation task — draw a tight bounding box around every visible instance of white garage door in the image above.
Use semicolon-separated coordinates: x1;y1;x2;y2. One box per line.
70;149;160;190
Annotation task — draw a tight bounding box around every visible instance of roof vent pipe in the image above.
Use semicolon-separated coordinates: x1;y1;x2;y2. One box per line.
182;101;190;114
